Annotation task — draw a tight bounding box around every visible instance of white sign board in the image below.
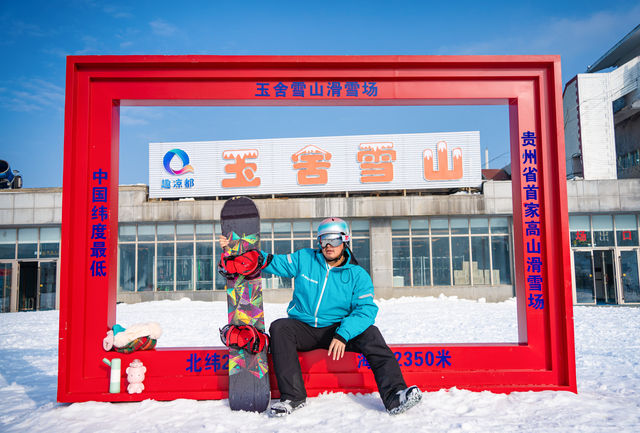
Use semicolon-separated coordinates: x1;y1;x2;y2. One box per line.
149;131;481;198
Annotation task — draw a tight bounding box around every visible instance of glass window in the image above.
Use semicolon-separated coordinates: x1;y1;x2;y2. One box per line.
119;244;135;292
39;227;60;258
17;228;38;259
39;242;59;259
451;237;470;285
294;239;312;251
352;238;371;276
592;215;614;247
451;218;469;235
215;245;227;291
411;219;428;236
293;221;312;251
176;243;194;291
156;243;174;291
615;214;638;246
259;239;275;287
195;223;213;240
351;220;370;237
490;217;509;234
391;219;409;236
138;224;155;242
293;221;311;238
260;222;272;239
176;224;194;241
273;239;292;288
119;225;136;242
137;243;154;292
431;237;451;285
40;227;60;242
569;215;591;247
0;229;16;259
411;238;430;286
470;218;489;234
261;238;273;254
491;236;512;285
274;222;291;239
157;224;175;241
431;218;449;236
312;220;321;236
392;238;410;287
196;242;214;290
471;237;491;285
215;271;227;290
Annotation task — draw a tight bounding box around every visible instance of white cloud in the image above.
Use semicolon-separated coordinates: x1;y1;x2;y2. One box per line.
0;78;65;112
120;107;165;126
150;19;177;37
103;5;133;19
436;5;640;59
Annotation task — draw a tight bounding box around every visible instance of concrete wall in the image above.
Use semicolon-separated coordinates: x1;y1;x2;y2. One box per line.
0;187;62;226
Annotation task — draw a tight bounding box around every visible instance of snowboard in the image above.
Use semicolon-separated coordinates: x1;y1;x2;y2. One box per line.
220;196;271;412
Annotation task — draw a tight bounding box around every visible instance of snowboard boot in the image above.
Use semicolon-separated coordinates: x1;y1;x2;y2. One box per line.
386;385;422;415
268;399;307;417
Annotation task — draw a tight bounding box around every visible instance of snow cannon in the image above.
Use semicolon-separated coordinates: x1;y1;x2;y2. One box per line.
0;160;22;189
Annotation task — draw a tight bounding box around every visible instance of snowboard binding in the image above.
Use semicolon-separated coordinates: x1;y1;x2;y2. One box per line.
220;324;270;354
218;249;268;280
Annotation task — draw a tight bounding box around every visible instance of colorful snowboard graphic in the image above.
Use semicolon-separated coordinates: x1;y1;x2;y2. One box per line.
221;197;271;412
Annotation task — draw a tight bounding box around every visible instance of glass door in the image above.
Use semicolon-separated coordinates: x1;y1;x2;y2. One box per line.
18;261;38;311
38;261;57;310
573;251;595;304
619;250;640;303
0;263;12;312
593;250;617;304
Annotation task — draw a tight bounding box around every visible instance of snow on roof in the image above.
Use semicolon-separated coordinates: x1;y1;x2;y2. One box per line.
359;142;394;151
292;145;331;157
222;149;259;159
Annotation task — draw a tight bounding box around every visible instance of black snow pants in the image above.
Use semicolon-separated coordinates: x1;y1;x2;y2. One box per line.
269;318;407;410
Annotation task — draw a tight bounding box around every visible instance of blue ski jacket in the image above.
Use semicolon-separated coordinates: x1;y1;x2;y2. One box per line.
261;247;377;343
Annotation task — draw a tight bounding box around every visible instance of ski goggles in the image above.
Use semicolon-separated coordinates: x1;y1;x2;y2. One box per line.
317;234;344;248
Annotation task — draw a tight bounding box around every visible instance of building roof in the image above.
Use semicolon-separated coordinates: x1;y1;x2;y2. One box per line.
587;24;640;73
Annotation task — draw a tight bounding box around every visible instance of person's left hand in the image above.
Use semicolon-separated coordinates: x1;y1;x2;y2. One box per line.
328;338;346;361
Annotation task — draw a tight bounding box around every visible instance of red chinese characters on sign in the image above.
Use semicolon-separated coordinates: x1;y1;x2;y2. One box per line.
221;149;260;188
423;141;463;180
291;145;332;185
575;231;587;242
357;142;396;183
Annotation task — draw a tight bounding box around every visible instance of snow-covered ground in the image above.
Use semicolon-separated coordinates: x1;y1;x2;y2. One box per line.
0;296;638;432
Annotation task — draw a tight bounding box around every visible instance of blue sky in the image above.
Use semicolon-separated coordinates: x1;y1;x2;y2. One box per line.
1;1;640;187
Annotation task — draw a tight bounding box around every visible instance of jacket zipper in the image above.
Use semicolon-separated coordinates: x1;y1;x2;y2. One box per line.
314;262;331;327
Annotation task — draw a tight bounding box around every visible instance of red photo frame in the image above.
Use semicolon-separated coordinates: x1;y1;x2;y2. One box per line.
57;55;576;402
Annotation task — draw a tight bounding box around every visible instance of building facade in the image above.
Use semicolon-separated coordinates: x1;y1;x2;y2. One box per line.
563;26;640;180
2;179;639;312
